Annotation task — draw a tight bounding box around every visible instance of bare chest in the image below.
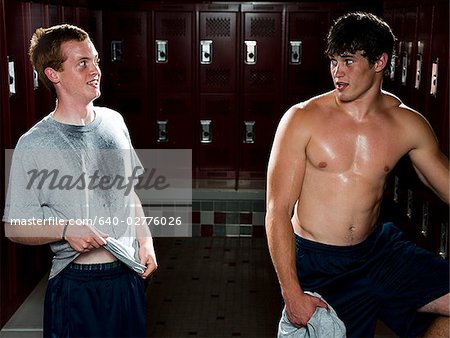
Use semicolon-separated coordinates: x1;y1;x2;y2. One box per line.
306;123;402;177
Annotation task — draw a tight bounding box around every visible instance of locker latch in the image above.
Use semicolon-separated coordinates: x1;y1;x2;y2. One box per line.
430;59;438;97
33;67;39;90
289;41;302;65
157;120;168;142
406;189;413;219
415;41;424;89
439;222;448;259
401;41;412;86
200;40;213;65
156;40;168;63
200;120;212;143
244;41;257;65
8;57;16;96
421;200;429;237
243;121;255;144
111;40;123;62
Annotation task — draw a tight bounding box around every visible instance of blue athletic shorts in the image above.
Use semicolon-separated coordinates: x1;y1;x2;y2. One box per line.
44;261;147;337
295;222;449;338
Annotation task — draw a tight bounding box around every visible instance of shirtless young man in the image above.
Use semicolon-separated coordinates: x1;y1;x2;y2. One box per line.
266;12;449;338
3;24;157;337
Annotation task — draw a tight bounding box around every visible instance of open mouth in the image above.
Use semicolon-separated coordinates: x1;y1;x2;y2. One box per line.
336;82;348;90
87;79;99;88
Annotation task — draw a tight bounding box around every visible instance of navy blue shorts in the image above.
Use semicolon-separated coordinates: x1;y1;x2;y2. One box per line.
296;222;449;338
44;261;147;338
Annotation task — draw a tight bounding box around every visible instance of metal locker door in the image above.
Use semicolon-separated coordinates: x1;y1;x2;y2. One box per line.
197;8;238;178
286;8;329;107
154;11;193;92
242;10;282;94
199;11;237;93
102;11;149;148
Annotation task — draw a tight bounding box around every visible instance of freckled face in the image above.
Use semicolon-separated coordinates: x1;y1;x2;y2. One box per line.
56;39;101;104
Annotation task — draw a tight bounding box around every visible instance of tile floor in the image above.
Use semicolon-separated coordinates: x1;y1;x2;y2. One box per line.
1;236;398;338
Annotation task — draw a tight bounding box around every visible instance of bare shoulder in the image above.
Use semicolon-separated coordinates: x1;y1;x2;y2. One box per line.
382;91;430;128
382;91;436;148
283;91;334;125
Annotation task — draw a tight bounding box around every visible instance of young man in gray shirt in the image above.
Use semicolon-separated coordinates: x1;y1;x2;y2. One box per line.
3;24;157;337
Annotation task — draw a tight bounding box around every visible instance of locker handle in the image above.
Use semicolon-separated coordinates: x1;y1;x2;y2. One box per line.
244;41;257;65
439;222;448;259
430;59;438;97
200;120;212;143
415;41;424;89
289;41;302;65
243;121;255;144
200;40;213;65
156;40;168;63
8;57;16;96
111;40;123;62
157;120;168;142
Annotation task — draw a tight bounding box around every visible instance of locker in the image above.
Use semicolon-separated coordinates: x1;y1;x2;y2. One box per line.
153;9;194;149
240;4;284;179
102;10;149;148
286;8;331;107
197;8;239;178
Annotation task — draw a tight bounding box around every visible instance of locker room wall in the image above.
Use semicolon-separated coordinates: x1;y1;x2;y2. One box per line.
0;0;448;327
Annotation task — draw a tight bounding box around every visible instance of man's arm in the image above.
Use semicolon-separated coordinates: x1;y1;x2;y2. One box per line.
133;193;158;279
407;113;449;204
5;220;108;252
265;106;326;327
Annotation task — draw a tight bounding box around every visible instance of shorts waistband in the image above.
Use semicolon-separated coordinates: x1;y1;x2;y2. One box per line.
68;260;122;271
295;222;388;256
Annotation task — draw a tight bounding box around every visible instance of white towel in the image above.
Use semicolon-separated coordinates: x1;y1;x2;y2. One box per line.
278;292;346;338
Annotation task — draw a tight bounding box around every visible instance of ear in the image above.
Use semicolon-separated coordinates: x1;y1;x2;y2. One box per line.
44;67;60;84
374;53;389;73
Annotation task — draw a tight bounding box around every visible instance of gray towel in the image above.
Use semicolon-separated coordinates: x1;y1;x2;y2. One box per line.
277;292;346;338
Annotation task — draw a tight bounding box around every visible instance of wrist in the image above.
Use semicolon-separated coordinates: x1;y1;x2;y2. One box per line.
61;221;70;240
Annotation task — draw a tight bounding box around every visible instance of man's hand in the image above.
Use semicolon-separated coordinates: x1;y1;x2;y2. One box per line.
138;238;158;279
64;222;108;253
284;291;328;327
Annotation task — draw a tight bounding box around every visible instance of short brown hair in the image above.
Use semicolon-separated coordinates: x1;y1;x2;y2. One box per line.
29;24;89;92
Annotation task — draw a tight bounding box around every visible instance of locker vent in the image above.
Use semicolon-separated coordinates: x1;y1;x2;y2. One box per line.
250;17;276;38
161;18;186;37
249;70;274;87
206;69;230;87
206;17;231;37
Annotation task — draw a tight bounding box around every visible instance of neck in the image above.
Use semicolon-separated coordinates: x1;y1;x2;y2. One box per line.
51;101;96;125
335;90;383;121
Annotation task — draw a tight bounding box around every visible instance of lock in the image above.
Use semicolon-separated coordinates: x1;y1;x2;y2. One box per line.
406;189;413;219
157;120;168;142
439;222;448;259
415;41;424;89
243;121;255;144
200;40;213;65
8;57;16;96
421;201;429;237
33;68;39;90
289;41;302;65
200;120;212;143
244;41;257;65
430;59;438;97
401;42;412;86
111;40;123;62
156;40;168;63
